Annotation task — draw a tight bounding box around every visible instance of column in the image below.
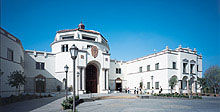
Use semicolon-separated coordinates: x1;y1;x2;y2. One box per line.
82;68;85;91
187;79;190;94
106;70;109;91
103;69;107;90
178;80;182;94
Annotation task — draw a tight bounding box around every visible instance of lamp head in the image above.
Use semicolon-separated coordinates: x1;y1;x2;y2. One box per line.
69;45;78;59
64;65;69;72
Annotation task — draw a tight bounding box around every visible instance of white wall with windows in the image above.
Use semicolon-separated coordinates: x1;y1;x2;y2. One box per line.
111;46;202;94
0;28;25;97
109;60;127;92
24;50;61;93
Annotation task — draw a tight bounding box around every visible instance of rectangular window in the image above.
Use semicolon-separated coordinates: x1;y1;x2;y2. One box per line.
41;63;45;70
155;63;159;70
116;68;121;74
155;82;159;89
82;36;95;41
62;36;74;40
65;44;68;52
139;67;142;72
173;62;176;69
36;62;40;69
147;82;150;89
87;45;92;48
119;68;121;74
7;49;13;61
197;65;199;71
183;63;187;73
36;62;45;70
61;44;68;52
147;65;150;71
190;64;194;74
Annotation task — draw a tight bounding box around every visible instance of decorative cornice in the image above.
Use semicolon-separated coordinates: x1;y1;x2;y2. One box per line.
50;39;109;49
127;68;178;75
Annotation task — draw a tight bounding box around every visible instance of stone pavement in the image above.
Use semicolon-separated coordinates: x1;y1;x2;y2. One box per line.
77;96;220;112
0;93;219;112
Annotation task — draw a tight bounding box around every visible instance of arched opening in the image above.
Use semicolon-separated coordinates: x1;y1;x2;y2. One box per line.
182;76;188;90
35;75;46;93
115;78;122;92
85;64;98;93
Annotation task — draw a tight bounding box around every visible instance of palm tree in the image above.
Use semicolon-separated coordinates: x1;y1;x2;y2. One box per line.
169;75;177;94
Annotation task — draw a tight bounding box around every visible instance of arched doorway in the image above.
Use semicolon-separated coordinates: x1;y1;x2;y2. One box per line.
115;78;122;92
35;75;46;93
86;64;98;93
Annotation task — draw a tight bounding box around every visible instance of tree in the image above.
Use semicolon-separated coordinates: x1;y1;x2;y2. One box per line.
169;75;177;94
197;77;207;94
7;70;26;95
204;65;220;95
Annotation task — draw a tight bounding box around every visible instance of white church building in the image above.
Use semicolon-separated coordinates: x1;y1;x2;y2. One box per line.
0;23;202;97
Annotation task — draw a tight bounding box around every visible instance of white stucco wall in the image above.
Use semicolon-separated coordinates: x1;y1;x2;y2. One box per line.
0;28;24;97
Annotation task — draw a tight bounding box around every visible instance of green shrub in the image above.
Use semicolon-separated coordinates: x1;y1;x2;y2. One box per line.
192;95;202;99
61;96;79;110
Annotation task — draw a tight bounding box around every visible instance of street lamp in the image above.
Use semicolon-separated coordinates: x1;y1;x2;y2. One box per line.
151;76;154;95
64;65;69;100
77;72;80;96
189;74;193;99
151;76;154;88
69;45;78;112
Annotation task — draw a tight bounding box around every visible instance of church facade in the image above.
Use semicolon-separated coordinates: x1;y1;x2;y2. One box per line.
0;23;202;97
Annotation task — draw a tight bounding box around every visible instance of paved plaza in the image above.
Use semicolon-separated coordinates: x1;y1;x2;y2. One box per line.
77;96;220;112
0;93;219;112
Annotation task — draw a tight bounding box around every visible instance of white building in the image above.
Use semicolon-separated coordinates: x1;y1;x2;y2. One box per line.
0;23;202;97
0;28;25;97
109;46;202;94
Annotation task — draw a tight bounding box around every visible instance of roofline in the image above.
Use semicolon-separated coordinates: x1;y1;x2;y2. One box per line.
56;28;108;42
0;27;24;51
126;49;202;64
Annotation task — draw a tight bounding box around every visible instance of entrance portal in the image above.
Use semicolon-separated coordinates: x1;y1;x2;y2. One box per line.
115;78;122;92
86;64;97;93
35;75;46;93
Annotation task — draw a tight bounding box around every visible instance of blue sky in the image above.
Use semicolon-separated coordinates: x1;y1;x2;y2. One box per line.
1;0;219;72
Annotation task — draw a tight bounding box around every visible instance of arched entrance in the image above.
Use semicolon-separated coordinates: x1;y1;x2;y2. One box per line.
86;64;98;93
115;78;122;92
35;75;46;93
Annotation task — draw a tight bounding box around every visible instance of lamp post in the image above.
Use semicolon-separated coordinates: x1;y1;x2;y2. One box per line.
189;74;193;99
151;76;154;88
64;65;69;100
69;45;78;112
77;72;80;96
151;76;154;95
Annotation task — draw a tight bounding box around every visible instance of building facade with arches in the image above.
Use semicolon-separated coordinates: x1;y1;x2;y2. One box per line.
0;23;202;97
111;45;203;94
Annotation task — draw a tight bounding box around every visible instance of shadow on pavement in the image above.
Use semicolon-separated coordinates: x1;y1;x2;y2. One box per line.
0;94;65;112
